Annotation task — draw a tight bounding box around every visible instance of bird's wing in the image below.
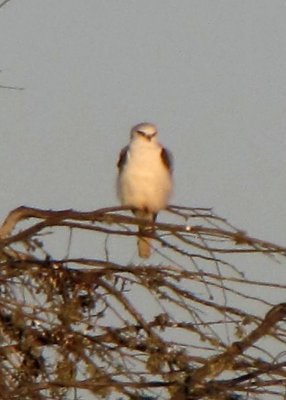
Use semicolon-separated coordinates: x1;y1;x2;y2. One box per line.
117;145;129;172
161;147;173;174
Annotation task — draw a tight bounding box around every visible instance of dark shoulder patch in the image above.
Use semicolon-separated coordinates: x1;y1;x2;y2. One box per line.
161;147;173;173
117;145;129;172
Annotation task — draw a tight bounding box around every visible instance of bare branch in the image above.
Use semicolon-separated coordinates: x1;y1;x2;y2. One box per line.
0;0;12;9
0;204;285;399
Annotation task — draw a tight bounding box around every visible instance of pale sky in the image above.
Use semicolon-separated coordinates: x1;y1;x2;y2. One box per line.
1;2;286;399
1;1;286;250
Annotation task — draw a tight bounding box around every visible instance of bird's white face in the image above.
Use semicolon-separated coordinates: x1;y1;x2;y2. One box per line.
130;123;158;142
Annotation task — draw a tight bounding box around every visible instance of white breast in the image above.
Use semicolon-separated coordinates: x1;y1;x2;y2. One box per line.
118;139;172;213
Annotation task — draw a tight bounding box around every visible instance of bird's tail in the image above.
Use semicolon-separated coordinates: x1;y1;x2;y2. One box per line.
137;231;151;258
135;210;156;258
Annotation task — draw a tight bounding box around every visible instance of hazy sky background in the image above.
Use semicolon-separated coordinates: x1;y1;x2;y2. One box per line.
1;2;286;399
1;1;286;247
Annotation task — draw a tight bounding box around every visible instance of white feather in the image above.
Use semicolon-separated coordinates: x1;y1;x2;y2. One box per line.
118;136;172;212
117;123;173;258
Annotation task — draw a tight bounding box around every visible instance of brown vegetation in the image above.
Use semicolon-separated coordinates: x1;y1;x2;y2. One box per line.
0;205;285;399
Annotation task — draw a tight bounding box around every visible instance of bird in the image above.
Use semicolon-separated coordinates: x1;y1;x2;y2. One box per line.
117;122;173;258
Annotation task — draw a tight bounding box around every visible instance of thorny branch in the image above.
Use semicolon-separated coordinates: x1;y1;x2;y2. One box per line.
0;205;285;400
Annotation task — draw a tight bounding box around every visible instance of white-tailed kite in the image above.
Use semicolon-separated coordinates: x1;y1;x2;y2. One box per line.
117;122;173;258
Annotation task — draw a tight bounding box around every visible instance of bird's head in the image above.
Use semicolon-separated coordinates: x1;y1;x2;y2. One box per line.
130;122;158;142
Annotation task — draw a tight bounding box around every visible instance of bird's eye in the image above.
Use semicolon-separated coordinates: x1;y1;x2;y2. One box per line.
137;130;157;138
